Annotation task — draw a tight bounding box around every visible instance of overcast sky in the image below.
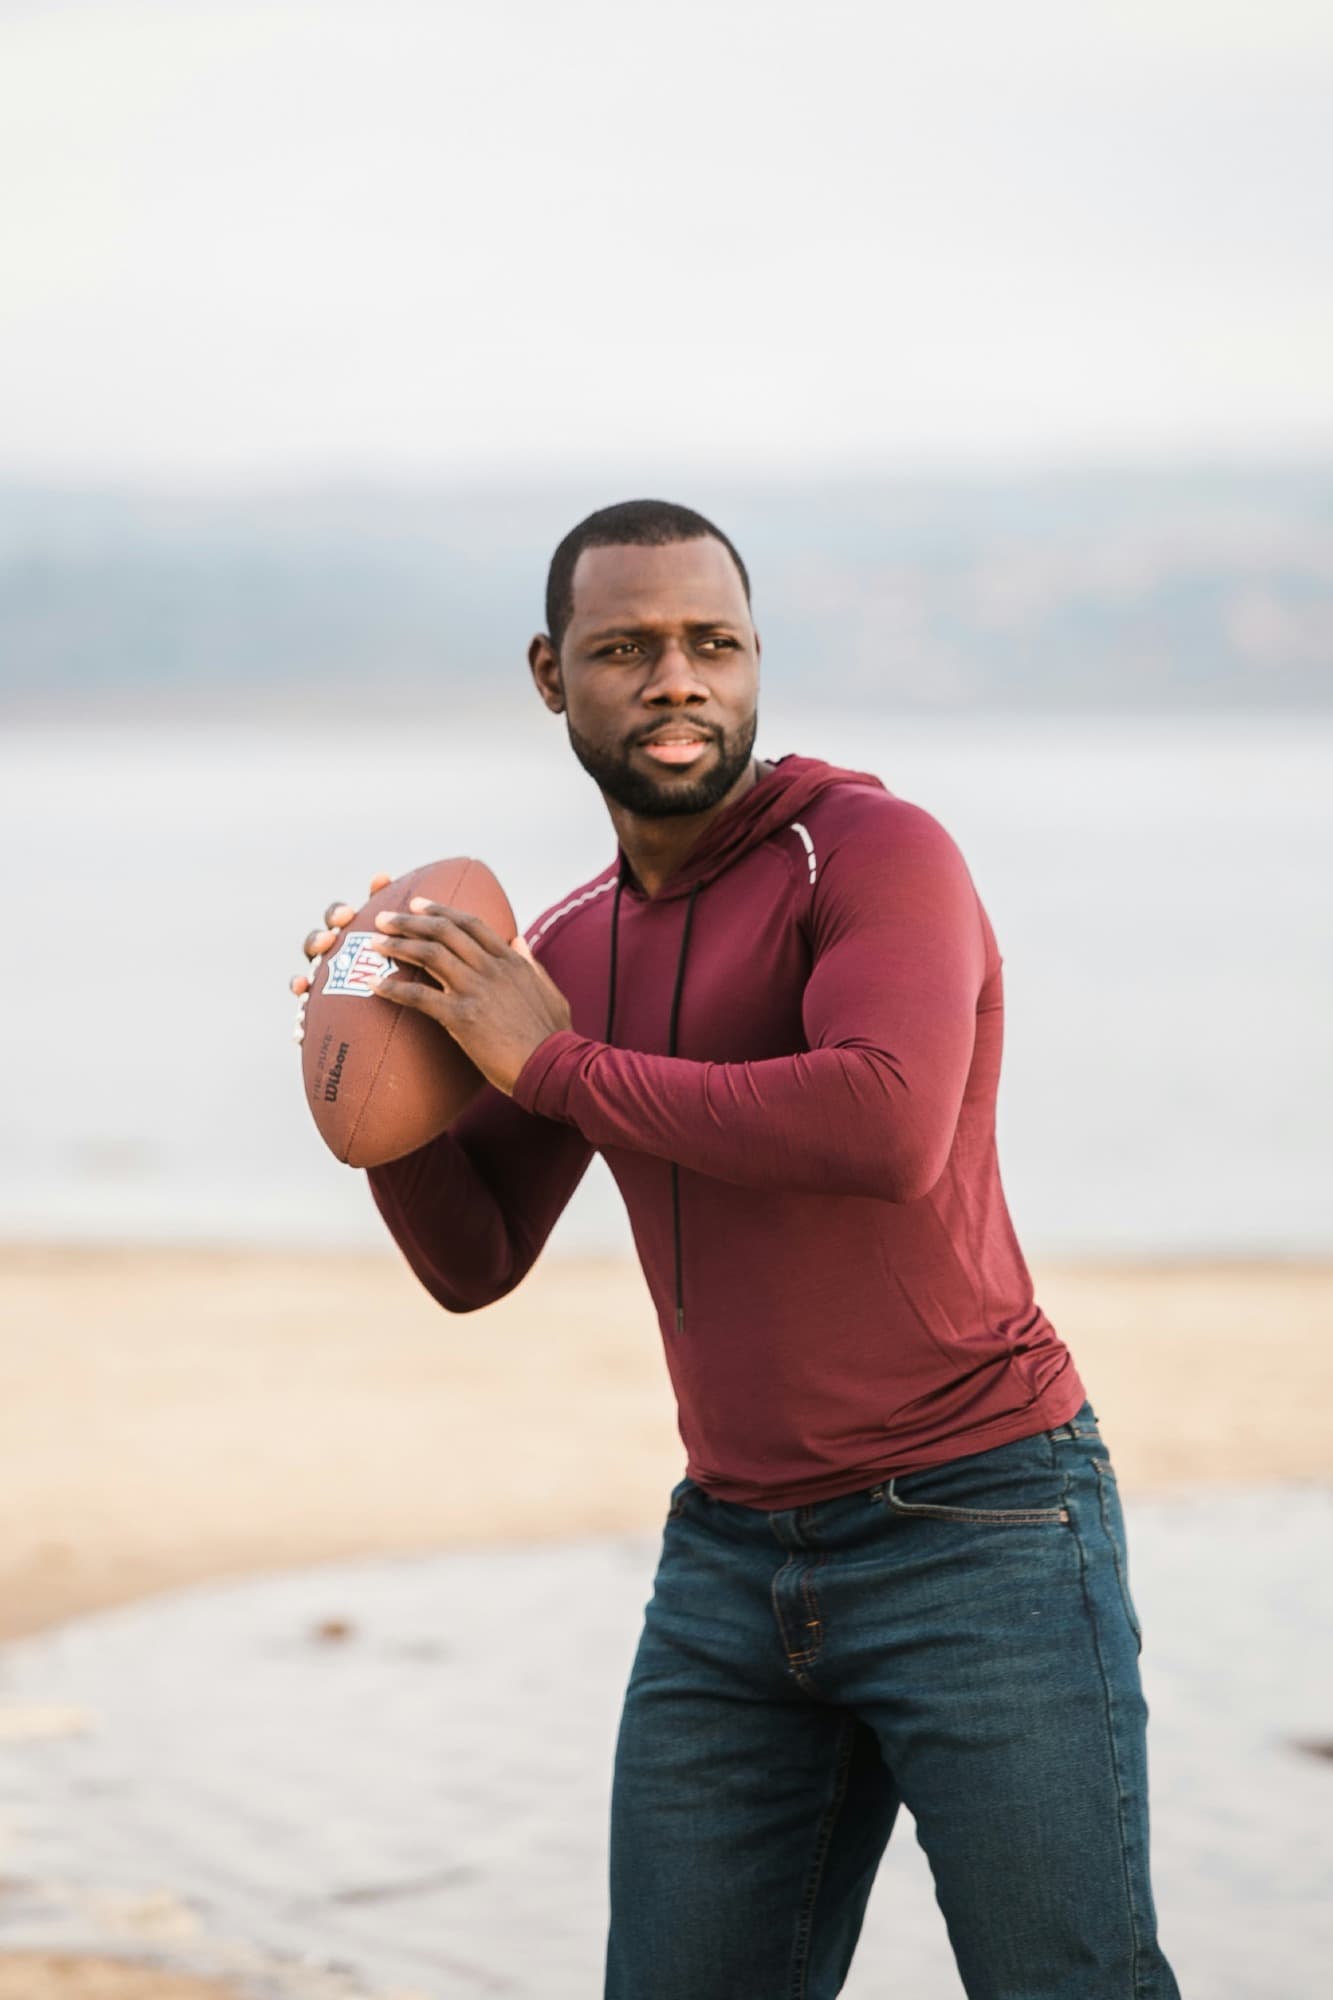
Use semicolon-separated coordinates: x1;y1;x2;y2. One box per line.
2;0;1331;483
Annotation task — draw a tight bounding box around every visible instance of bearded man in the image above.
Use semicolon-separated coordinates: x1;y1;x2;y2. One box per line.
291;499;1181;2000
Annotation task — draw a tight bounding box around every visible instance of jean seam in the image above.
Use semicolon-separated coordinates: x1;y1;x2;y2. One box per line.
799;1563;823;1658
1094;1458;1142;1655
1067;1475;1146;1997
772;1554;827;1688
787;1713;859;2000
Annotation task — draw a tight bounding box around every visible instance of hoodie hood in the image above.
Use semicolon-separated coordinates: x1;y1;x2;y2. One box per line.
622;753;886;899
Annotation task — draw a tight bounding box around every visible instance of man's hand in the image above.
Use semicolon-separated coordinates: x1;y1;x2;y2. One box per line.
290;874;393;995
289;874;393;1044
370;897;572;1096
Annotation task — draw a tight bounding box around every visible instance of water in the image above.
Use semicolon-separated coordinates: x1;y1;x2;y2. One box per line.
3;707;1329;1257
1;1486;1330;1997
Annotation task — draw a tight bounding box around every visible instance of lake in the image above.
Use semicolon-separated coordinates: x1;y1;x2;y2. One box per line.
4;705;1329;1258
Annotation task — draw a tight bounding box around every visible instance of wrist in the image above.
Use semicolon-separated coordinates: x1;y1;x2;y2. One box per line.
510;1027;589;1113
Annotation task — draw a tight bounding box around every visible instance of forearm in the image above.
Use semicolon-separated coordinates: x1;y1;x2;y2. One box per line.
511;803;987;1203
511;1032;965;1202
366;1090;591;1311
367;1137;523;1312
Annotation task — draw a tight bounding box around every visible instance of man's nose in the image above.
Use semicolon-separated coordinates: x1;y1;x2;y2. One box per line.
644;640;708;703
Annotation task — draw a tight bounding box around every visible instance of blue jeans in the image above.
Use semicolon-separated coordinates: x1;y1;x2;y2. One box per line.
606;1399;1181;1999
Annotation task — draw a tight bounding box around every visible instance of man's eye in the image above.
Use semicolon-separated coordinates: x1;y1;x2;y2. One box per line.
600;642;639;659
700;636;737;651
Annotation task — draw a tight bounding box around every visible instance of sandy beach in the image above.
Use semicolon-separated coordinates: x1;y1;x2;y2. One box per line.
3;1245;1330;1644
0;1965;242;2000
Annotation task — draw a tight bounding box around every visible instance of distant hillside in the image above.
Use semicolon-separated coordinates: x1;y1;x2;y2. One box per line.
1;467;1330;717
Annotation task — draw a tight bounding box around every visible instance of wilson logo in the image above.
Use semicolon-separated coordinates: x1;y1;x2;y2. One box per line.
323;1042;351;1102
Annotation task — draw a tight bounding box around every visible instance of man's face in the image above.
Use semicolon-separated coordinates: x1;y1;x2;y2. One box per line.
529;538;760;818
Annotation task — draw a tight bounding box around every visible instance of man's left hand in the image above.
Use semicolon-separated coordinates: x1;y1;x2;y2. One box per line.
369;897;572;1096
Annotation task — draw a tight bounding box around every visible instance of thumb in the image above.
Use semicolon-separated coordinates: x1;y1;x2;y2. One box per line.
511;933;564;1001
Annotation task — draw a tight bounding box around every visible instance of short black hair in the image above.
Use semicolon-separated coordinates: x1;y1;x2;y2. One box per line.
544;498;751;652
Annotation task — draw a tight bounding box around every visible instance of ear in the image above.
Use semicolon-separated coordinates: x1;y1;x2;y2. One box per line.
528;633;564;714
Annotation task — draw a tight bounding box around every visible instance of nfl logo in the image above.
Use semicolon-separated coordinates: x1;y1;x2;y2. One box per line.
324;932;392;998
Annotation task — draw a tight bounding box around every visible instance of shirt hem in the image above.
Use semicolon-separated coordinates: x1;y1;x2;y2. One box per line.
686;1364;1090;1512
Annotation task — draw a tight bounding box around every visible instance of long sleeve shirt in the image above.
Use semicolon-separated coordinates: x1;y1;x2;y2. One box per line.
367;754;1085;1508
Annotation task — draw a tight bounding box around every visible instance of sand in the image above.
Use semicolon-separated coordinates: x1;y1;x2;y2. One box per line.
2;1245;1329;1646
0;1964;242;2000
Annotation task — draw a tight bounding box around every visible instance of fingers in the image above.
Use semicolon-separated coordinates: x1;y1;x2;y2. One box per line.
302;870;394;966
322;874;391;930
375;905;489;973
367;930;448;988
372;969;433;1011
393;901;510;963
293;871;392;1014
316;872;392;940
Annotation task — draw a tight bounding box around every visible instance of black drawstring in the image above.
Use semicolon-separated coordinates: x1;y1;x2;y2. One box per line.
604;867;701;1336
667;883;702;1334
605;864;625;1042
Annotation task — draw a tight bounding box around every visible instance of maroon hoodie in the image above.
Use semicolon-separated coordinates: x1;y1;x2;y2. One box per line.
366;753;1086;1508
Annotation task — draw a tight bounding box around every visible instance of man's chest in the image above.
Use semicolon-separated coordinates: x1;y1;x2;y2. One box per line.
553;849;811;1064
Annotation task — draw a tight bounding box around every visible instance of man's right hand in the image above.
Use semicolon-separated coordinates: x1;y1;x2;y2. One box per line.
289;873;393;998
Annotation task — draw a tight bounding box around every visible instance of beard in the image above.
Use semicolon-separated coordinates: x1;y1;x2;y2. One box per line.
565;710;759;818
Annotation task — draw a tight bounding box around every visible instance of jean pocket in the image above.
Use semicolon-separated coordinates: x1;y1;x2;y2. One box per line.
876;1434;1070;1525
666;1477;693;1520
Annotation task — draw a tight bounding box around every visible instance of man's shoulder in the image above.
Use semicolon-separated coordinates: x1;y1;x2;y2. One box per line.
522;861;619;960
797;778;992;962
797;779;964;873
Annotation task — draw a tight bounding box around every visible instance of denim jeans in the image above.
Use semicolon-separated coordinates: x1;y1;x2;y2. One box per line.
606;1399;1181;1999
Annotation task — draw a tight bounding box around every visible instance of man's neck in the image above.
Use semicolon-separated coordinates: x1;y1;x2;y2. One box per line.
607;758;772;899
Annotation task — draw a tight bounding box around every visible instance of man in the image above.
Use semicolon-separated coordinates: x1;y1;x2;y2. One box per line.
291;500;1180;1999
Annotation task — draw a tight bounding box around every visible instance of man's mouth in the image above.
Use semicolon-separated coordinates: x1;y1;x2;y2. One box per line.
637;730;715;768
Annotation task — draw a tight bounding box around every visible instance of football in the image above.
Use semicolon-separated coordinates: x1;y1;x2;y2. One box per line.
299;856;518;1168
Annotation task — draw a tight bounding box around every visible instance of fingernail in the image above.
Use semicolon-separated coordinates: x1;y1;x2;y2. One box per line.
376;911;400;926
409;896;430;911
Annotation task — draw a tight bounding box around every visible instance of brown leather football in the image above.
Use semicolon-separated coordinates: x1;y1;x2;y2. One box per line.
299;856;518;1168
